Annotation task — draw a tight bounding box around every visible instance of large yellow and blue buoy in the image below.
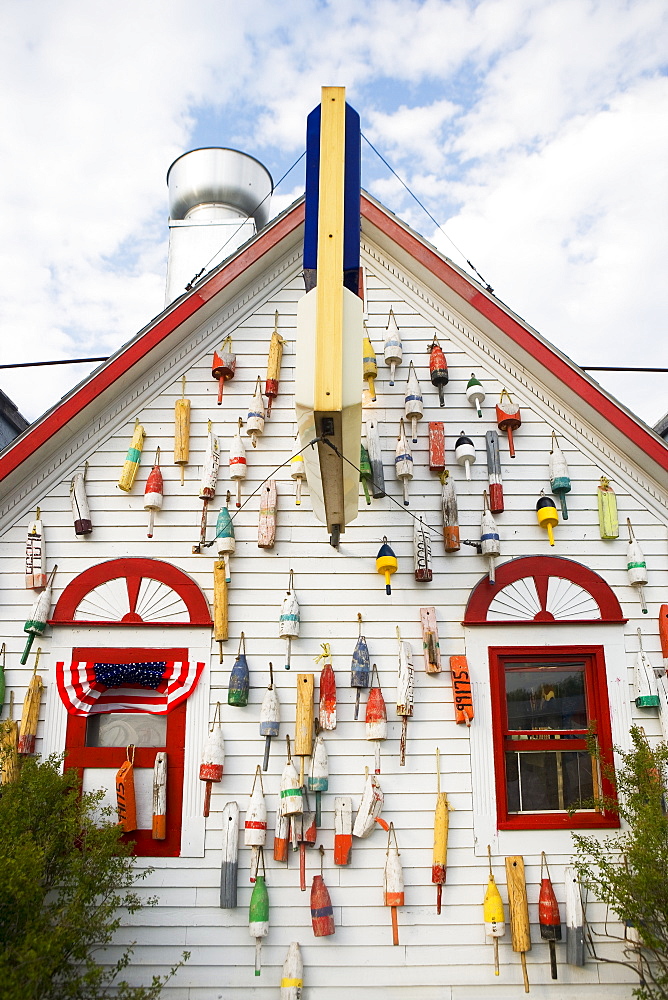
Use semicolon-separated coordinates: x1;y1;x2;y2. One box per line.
376;537;398;595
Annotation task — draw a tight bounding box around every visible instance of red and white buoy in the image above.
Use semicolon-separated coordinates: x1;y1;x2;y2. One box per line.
211;336;236;404
144;447;164;538
195;421;219;551
384;822;405;946
280;735;303;819
353;768;384;838
317;643;337;731
199;703;224;818
229;418;247;508
366;664;387;774
485;430;504;513
245;765;267;882
246;376;265;448
496;389;521;458
334;796;353;865
273;801;290;864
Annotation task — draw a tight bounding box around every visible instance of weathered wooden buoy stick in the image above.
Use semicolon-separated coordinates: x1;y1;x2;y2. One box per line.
396;628;414;767
597;476;619;538
257;480;277;548
334;796;353;864
70;465;93;535
220;801;240;908
420;607;441;674
450;655;474;725
564;864;585;966
260;662;279;771
432;748;452;914
265;311;284;416
316;643;336;730
195;420;220;553
440;470;460;552
151;752;167;840
366;664;387;774
280;942;303;1000
18;648;43;755
505;855;531;993
25;508;47;589
384;822;404;945
485;430;504;513
294;672;314;786
174;375;191;485
115;743;137;832
414;517;432;581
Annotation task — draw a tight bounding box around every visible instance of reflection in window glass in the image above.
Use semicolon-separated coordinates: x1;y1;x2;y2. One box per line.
86;713;167;748
505;750;594;812
505;662;587;731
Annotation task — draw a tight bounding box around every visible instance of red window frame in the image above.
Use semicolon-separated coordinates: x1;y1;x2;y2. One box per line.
489;645;619;831
63;647;187;857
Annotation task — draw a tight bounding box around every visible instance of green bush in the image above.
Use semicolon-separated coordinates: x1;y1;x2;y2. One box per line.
573;726;668;1000
0;754;188;1000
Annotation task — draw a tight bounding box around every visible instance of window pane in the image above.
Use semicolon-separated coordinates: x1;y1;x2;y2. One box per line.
505;662;587;730
505;750;594;812
86;713;167;748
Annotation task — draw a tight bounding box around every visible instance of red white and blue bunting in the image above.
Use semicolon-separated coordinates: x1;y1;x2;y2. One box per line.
56;657;205;715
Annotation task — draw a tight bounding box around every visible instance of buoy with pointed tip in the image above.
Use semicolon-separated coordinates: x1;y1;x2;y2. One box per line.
195;421;219;551
384;822;404;946
384;308;403;385
539;852;562;980
246;376;265;448
466;373;485;418
260;663;279;771
248;848;269;975
376;538;398;595
228;632;250;707
366;664;387;774
199;706;224;818
364;417;386;498
496;389;521;458
627;518;648;613
118;418;145;492
395;418;414;505
245;765;268;884
265;311;284;415
290;442;306;505
481;491;501;584
536;493;559;546
396;632;414;766
151;753;167;841
70;469;92;535
174;375;191;485
280;941;303;1000
212;336;236;404
280;735;303;817
353;769;384;838
229;418;247;508
273;806;289;863
360;443;373;504
216;499;235;582
279;570;300;670
21;565;57;664
597;476;619;538
440;471;460;551
404;361;423;442
363;327;378;400
316;643;336;731
25;510;46;589
455;431;476;481
564;864;585;966
351;615;370;719
549;432;571;519
144;448;163;538
483;846;505;975
428;335;448;406
311;848;335;937
308;734;329;826
485;430;504;513
432;748;451;914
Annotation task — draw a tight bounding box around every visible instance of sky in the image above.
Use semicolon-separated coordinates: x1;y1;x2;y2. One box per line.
1;0;667;431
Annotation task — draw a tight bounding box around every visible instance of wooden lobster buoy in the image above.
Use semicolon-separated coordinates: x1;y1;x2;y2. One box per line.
248;848;269;975
363;328;378;401
296;790;317;891
351;614;370;719
627;518;649;614
70;468;92;535
245;765;267;882
151;751;167;840
257;479;277;548
1;692;19;785
660;604;668;668
395;418;414;506
536;493;559;546
384;307;403;385
384;822;404;946
228;632;250;707
311;847;335;936
455;431;476;481
440;471;460;552
353;769;384;838
505;855;531;993
174;375;191;485
260;663;279;771
200;703;224;818
396;630;414;767
195;420;220;552
216;497;235;582
25;509;47;589
404;361;423;443
212;336;236;404
220;801;240;907
213;560;228;659
116;744;137;833
496;389;521;458
549;432;571;520
466;373;486;418
246;376;265;448
265;311;284;416
290;444;306;505
432;748;451;914
18;650;43;754
539;852;562;980
366;664;387;774
429;421;445;472
273;807;290;864
308;733;329;826
428;334;448;406
317;643;337;731
481;490;501;585
144;447;163;538
229;418;247;508
634;629;659;707
420;607;441;674
450;655;474;725
21;564;56;664
279;569;299;670
564;864;585;966
280;941;303;1000
485;430;504;513
118;418;145;492
294;673;314;784
334;796;353;864
597;476;619;538
360;443;373;504
280;735;303;818
414;517;432;582
483;846;505;975
364;416;386;498
376;538;398;595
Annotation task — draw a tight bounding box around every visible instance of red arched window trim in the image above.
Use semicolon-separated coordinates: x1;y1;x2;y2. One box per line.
464;555;625;625
50;558;212;626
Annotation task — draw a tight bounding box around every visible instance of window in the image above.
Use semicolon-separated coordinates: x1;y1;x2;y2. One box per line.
489;645;618;830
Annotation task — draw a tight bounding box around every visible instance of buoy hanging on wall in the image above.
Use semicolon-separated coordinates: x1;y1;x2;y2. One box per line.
485;430;504;513
363;327;378;401
483;846;506;975
279;569;300;670
246;376;265;448
466;373;486;418
404;361;423;443
428;334;448;406
212;335;236;404
70;467;93;535
496;389;521;458
118;418;145;493
174;376;191;485
384;308;403;385
440;471;460;552
265;311;284;416
395;418;414;506
627;518;649;614
597;476;619;538
536;492;559;546
25;509;47;589
366;664;387;774
376;538;398;595
455;431;476;481
260;663;279;771
144;447;163;539
549;432;571;520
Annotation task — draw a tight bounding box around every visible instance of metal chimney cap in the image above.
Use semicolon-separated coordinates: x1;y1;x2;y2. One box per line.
166;147;274;229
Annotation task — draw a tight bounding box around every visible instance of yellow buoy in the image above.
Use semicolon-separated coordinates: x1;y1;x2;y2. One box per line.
363;331;378;401
536;494;559;546
376;537;397;595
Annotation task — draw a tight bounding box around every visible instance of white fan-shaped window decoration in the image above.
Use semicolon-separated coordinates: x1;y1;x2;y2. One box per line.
488;578;542;621
546;577;601;620
74;578;188;623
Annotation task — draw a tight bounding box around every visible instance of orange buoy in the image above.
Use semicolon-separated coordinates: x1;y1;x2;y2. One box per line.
212;336;236;404
659;604;668;667
496;389;521;457
428;335;448;406
116;744;137;833
334;796;353;865
450;655;474;725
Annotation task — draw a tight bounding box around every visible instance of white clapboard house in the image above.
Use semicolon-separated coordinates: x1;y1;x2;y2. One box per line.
1;91;667;999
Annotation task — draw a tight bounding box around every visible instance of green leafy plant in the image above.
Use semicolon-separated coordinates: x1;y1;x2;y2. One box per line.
0;753;189;1000
573;725;668;1000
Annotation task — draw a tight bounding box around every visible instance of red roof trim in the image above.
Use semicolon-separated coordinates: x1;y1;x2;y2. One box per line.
361;197;668;472
0;202;305;483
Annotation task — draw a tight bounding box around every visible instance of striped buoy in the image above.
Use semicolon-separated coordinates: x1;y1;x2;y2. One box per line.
211;336;236;404
280;735;303;817
440;471;460;552
151;751;167;841
334;796;353;865
279;569;300;670
366;664;387;774
273;807;290;863
308;732;329;826
384;822;404;945
311;850;335;937
219;801;239;908
260;663;279;771
549;431;571;520
376;538;398;596
25;510;47;589
280;942;303;1000
70;469;92;535
265;311;284;415
404;361;423;443
229;418;247;508
383;307;403;385
627;518;649;613
246;376;265;448
228;633;249;707
297;793;317;891
196;420;219;551
485;430;504;513
597;476;619;538
396;631;414;766
245;765;267;883
481;491;500;585
564;864;585;966
428;334;448;406
118;418;145;492
395;418;413;506
351;614;370;718
21;565;56;664
144;448;163;538
539;852;562;980
248;849;269;975
466;373;485;418
199;703;224;818
455;431;476;480
353;769;384;838
216;500;235;582
317;643;337;731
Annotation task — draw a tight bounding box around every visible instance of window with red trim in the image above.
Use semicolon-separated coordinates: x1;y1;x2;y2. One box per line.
489;645;618;831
